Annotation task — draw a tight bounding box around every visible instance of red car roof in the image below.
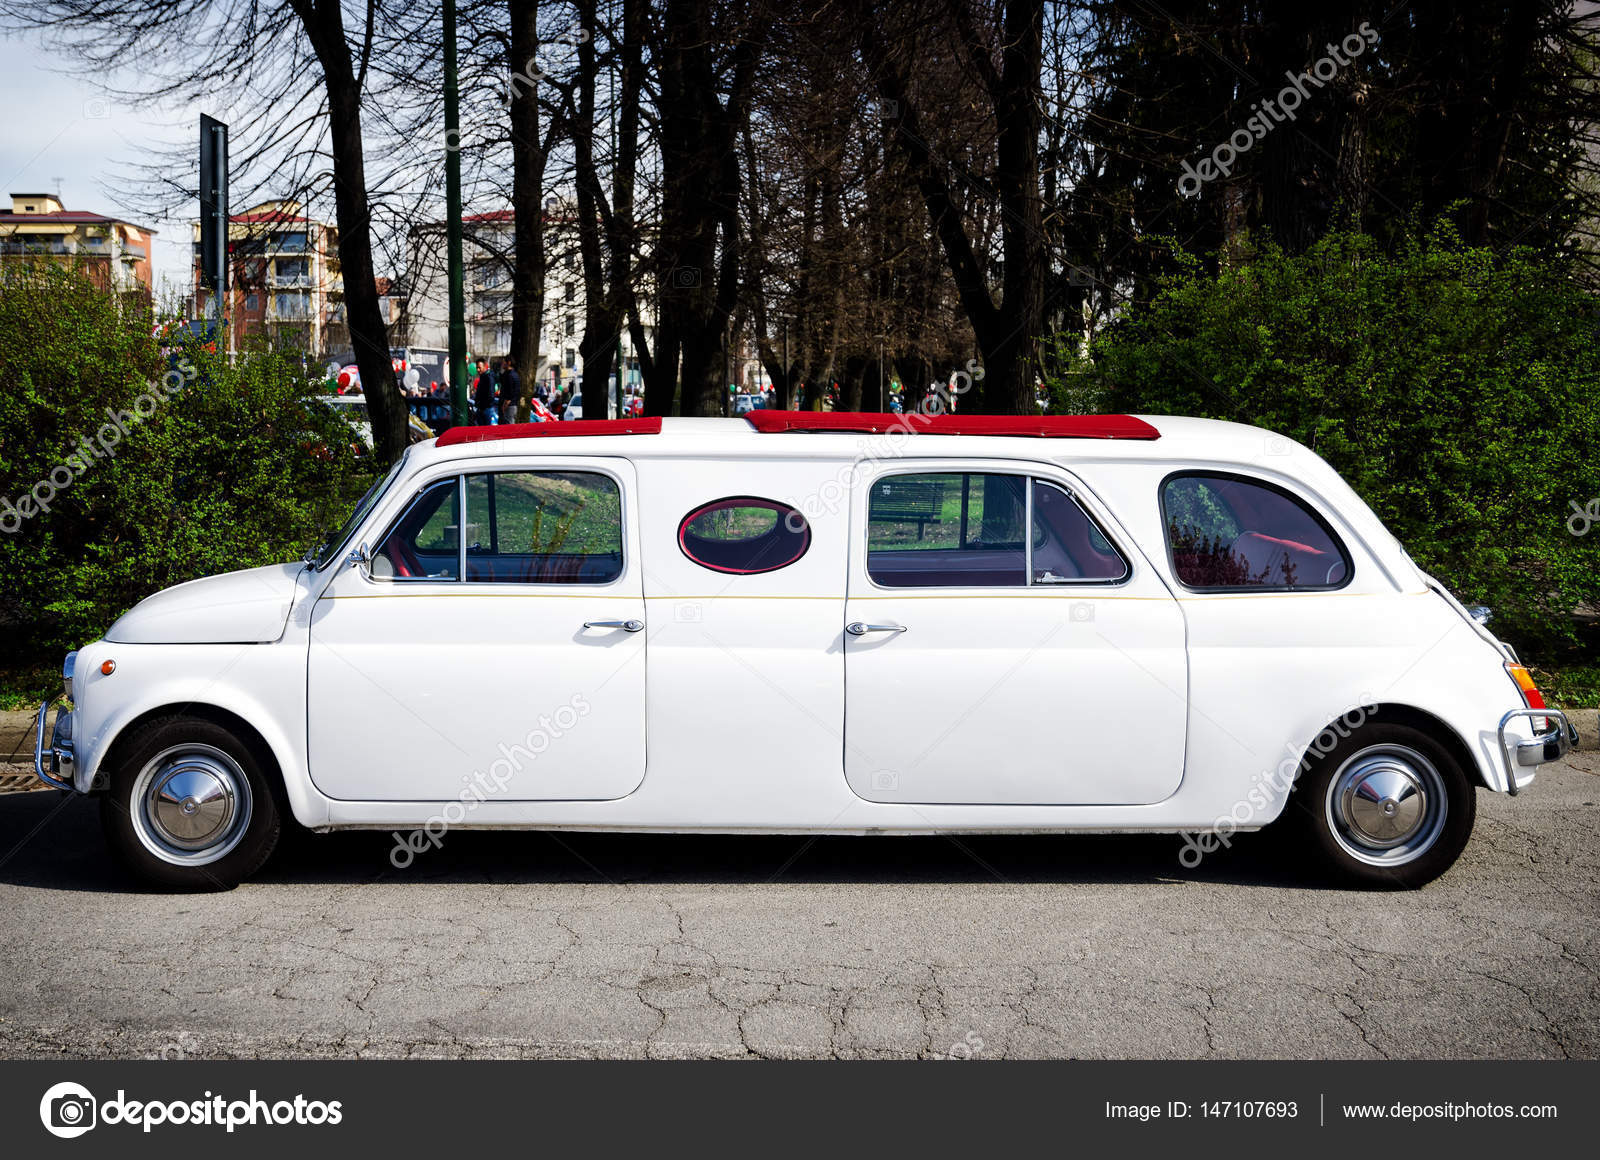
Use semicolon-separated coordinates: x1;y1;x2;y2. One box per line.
743;412;1160;439
436;417;663;446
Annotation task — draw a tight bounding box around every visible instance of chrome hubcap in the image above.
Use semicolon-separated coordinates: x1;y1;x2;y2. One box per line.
1326;745;1446;867
131;745;252;866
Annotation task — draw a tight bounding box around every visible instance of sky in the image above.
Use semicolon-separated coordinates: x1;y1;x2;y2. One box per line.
0;32;203;299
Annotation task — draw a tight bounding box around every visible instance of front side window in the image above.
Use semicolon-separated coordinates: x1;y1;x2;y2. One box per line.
1162;473;1351;590
866;472;1127;587
465;470;622;583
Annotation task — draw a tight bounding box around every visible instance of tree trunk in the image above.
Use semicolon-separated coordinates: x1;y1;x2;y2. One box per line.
651;0;753;416
293;0;406;462
863;0;1045;416
508;0;545;419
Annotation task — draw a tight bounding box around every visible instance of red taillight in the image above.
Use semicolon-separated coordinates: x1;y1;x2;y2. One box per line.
1506;662;1545;708
1506;662;1549;730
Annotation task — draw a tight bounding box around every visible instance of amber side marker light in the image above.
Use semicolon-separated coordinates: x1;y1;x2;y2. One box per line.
1506;662;1548;728
100;659;116;676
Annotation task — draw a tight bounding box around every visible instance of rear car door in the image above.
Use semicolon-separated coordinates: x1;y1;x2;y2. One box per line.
843;459;1187;805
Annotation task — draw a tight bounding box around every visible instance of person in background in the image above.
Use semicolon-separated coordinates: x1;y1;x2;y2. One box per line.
500;355;522;424
472;358;496;425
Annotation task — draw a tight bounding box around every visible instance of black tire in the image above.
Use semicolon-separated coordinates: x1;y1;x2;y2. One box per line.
101;715;281;891
1286;722;1475;889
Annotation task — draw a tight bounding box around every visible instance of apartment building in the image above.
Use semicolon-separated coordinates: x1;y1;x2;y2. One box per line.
403;205;652;401
0;193;155;293
192;200;345;355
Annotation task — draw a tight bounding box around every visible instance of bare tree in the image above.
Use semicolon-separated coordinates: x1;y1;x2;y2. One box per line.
862;0;1047;414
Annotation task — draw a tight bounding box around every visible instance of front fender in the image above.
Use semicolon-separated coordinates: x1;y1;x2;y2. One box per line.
72;641;329;829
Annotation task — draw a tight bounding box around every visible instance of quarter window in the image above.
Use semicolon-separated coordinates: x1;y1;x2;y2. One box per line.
866;472;1127;587
679;497;811;574
372;479;462;581
1162;473;1351;590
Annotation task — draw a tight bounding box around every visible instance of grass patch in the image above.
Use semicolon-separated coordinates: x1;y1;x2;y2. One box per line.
0;663;61;711
1532;662;1600;709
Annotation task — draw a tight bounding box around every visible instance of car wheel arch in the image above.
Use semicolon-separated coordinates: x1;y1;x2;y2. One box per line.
98;702;290;813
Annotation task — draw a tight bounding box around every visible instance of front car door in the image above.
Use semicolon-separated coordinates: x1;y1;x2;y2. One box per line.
843;459;1187;805
307;455;647;801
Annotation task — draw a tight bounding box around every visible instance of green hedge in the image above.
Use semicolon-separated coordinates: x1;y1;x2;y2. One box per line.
0;265;369;660
1055;226;1600;654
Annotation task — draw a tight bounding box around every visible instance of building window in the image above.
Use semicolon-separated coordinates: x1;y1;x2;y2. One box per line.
565;317;576;337
244;293;258;311
273;292;311;320
565;348;577;369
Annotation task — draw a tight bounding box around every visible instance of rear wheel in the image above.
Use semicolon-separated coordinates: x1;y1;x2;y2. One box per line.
101;716;281;891
1290;722;1475;889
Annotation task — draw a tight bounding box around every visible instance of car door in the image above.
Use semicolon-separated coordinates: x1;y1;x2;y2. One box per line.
843;459;1187;805
307;456;647;801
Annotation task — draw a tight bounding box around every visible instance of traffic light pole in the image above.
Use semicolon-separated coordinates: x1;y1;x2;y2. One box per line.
444;0;469;427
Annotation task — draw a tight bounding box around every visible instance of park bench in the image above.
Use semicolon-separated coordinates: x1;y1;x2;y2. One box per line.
872;476;945;539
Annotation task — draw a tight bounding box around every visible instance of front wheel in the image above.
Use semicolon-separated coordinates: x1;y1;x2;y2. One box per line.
1289;723;1475;889
101;716;281;891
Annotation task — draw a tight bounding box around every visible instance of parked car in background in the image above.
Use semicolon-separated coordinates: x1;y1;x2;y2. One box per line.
562;393;584;421
734;393;760;415
36;412;1574;890
322;395;435;454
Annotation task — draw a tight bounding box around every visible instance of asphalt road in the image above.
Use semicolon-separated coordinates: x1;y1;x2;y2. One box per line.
0;754;1596;1060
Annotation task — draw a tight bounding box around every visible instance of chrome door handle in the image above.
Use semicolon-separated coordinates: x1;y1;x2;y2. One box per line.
846;621;907;636
584;619;644;632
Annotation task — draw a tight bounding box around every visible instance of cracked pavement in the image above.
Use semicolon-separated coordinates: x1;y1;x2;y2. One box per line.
0;754;1596;1060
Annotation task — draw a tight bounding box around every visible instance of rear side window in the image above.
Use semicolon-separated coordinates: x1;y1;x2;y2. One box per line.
866;472;1128;587
1162;473;1351;590
679;497;810;574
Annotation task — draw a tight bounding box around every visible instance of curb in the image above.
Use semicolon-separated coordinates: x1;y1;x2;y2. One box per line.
1558;707;1599;752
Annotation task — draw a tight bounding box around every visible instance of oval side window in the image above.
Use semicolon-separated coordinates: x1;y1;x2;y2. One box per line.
678;497;811;575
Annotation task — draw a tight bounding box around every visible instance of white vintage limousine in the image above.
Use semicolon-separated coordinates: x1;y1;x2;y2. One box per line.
35;412;1575;890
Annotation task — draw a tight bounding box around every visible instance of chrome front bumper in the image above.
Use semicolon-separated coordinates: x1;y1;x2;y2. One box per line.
1498;707;1578;796
32;701;76;792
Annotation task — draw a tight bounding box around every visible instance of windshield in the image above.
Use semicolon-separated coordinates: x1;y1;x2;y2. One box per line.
310;450;410;569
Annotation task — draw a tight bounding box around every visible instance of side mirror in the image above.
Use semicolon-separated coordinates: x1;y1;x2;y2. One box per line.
347;542;372;579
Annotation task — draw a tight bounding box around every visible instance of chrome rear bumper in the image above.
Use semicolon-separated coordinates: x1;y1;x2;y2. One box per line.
1498;707;1578;796
32;701;76;792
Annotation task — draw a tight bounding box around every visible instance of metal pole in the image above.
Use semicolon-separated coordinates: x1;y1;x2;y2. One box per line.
782;320;789;411
444;0;469;427
878;338;884;412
